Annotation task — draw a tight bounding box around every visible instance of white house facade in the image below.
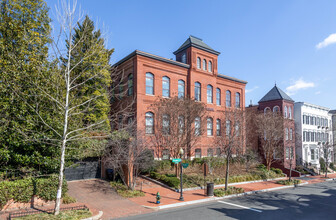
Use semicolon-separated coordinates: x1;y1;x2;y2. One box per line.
294;102;333;169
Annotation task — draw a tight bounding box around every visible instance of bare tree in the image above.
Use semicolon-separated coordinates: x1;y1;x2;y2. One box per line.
255;111;285;170
150;96;207;160
5;1;134;214
320;140;333;178
215;108;245;190
104;126;152;189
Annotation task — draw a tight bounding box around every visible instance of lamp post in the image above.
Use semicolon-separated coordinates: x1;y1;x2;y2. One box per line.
179;147;184;201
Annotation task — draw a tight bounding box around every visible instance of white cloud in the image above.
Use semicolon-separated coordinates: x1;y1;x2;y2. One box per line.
286;79;315;95
315;91;321;95
246;86;259;93
316;33;336;49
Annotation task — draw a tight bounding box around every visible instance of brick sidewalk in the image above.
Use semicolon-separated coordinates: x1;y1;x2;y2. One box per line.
129;173;336;208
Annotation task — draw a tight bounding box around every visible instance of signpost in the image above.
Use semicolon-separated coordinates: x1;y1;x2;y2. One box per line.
172;158;181;164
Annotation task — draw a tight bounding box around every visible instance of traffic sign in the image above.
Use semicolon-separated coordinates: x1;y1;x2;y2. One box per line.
172;158;181;164
182;163;189;168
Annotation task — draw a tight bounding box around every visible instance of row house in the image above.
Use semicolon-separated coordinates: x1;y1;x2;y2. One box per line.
294;102;334;168
246;85;297;175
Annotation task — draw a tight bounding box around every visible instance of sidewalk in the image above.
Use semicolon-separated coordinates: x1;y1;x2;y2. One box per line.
129;173;336;209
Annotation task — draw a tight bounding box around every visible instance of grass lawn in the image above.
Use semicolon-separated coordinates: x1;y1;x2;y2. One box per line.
18;209;91;220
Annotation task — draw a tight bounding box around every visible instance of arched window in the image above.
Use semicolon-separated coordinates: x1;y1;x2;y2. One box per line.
264;107;271;114
178;116;185;134
273;106;280;113
207;85;213;103
162;114;170;134
178;80;185;98
162;76;170;97
288;107;292;119
290;128;293;140
195;82;201;101
216;88;221;105
235;92;240;108
216;119;221;136
284;106;288;118
145;112;154;134
128;74;133;96
208;61;212;72
207;117;213;136
285;128;289;140
146;73;154;95
226;90;231;107
226;120;231;136
195;117;201;136
203;59;207;71
197;57;201;69
181;53;187;64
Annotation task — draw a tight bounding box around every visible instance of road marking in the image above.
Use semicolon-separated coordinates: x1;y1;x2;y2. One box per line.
218;201;263;213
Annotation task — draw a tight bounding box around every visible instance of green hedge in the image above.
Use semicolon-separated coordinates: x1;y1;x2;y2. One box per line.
150;172;180;189
214;186;244;197
276;179;301;185
0;175;67;209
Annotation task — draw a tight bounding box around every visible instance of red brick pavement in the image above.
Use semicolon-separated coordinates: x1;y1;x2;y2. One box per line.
67;179;152;219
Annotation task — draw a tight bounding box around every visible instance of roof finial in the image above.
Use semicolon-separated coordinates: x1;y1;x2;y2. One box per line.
275;81;277;86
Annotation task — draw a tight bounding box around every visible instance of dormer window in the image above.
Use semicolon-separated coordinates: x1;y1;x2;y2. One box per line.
197;57;201;69
181;53;187;64
203;59;207;71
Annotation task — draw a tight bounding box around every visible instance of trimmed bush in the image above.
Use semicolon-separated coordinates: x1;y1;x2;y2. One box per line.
276;179;301;185
0;175;67;210
256;164;266;170
214;187;244;197
62;193;77;204
320;158;326;171
330;163;335;171
110;181;145;198
150;172;180;189
271;168;283;174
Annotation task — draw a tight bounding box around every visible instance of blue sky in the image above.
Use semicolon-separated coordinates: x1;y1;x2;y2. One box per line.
45;0;336;109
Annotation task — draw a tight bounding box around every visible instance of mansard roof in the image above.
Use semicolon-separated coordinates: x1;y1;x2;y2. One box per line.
173;35;220;55
259;85;294;103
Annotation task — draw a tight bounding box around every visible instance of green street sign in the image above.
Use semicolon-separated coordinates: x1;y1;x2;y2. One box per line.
182;163;189;168
172;158;181;164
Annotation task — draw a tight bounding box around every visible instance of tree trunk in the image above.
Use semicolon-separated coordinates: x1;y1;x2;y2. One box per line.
225;156;230;191
289;161;292;182
54;52;71;215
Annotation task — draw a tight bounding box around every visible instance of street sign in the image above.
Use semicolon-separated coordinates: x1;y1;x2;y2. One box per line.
182;163;189;168
172;158;181;164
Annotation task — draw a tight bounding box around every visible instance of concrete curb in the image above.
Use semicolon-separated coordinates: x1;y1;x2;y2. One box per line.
154;181;309;210
82;210;103;220
176;177;286;192
142;175;286;193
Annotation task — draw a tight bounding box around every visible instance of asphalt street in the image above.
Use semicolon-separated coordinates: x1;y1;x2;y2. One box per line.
117;180;336;220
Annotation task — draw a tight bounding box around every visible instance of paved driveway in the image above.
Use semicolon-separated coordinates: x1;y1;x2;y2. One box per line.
67;179;152;219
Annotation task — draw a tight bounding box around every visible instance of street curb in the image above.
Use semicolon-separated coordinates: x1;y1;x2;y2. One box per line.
177;177;287;192
142;175;286;193
154;182;309;210
82;211;103;220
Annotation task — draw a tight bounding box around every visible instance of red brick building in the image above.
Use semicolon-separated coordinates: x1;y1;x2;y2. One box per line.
113;36;247;159
246;85;299;175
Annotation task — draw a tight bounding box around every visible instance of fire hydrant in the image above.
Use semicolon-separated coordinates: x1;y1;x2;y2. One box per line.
156;192;161;204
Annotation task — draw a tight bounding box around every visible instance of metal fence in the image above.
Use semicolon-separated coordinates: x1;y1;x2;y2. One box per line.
8;205;88;219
